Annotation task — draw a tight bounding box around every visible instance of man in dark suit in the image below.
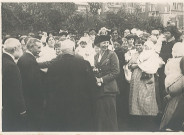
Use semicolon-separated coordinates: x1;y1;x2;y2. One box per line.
2;38;27;131
45;39;96;131
17;38;43;131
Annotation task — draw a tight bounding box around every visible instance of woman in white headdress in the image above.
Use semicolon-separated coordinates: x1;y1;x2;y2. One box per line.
75;37;95;67
37;36;57;72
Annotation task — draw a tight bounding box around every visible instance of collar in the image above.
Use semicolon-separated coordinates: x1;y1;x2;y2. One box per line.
26;50;34;57
3;51;15;61
167;36;175;42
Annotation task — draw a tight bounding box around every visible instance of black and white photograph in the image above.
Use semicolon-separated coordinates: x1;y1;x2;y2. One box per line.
1;0;184;133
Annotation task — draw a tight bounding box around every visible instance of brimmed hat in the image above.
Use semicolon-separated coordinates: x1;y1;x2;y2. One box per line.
94;35;111;46
125;34;138;40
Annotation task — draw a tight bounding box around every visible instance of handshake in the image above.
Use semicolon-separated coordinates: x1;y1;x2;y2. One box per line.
93;67;103;87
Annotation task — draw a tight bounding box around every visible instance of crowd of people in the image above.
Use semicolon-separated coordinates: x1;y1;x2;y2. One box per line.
2;25;184;132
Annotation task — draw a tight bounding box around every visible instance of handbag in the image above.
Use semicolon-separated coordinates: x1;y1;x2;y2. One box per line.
168;75;184;96
123;64;132;83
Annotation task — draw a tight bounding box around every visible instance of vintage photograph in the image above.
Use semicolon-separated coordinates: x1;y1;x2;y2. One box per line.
1;1;184;132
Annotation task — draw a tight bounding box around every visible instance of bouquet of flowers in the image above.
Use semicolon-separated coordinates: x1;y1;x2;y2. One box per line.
93;67;102;86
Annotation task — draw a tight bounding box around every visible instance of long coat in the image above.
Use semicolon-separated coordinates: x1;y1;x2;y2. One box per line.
94;49;120;97
2;53;26;131
115;48;130;124
158;39;176;112
17;52;44;130
94;49;120;131
45;54;96;131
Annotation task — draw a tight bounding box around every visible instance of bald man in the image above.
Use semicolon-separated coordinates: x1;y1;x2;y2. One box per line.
45;40;96;131
2;38;27;131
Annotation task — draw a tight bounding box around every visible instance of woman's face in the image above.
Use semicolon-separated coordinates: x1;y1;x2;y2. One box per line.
135;44;143;52
99;41;109;51
112;30;118;39
114;42;121;50
127;38;134;45
55;47;61;55
48;37;55;47
80;42;87;48
94;46;100;54
124;30;130;37
100;30;107;35
164;31;172;40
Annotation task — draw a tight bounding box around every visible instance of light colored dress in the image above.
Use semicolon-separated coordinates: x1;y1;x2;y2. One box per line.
138;50;164;74
129;52;159;116
165;58;183;88
75;46;95;66
37;45;56;72
160;57;184;130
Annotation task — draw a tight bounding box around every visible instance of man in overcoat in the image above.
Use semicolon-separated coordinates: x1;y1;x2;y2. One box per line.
2;38;27;131
17;38;44;131
45;39;96;131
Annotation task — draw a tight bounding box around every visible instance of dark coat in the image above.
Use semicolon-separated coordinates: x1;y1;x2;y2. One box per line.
94;49;120;97
114;48;127;90
17;53;43;116
94;50;120;131
45;54;96;131
158;39;176;112
159;40;176;63
112;36;123;45
180;56;184;75
2;53;26;131
114;48;130;122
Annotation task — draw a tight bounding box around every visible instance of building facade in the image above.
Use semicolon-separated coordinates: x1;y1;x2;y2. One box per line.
145;2;184;28
75;2;184;28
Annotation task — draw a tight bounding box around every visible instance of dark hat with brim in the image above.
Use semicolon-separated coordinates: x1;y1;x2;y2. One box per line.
163;26;178;36
94;35;110;46
125;34;138;40
94;35;111;46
